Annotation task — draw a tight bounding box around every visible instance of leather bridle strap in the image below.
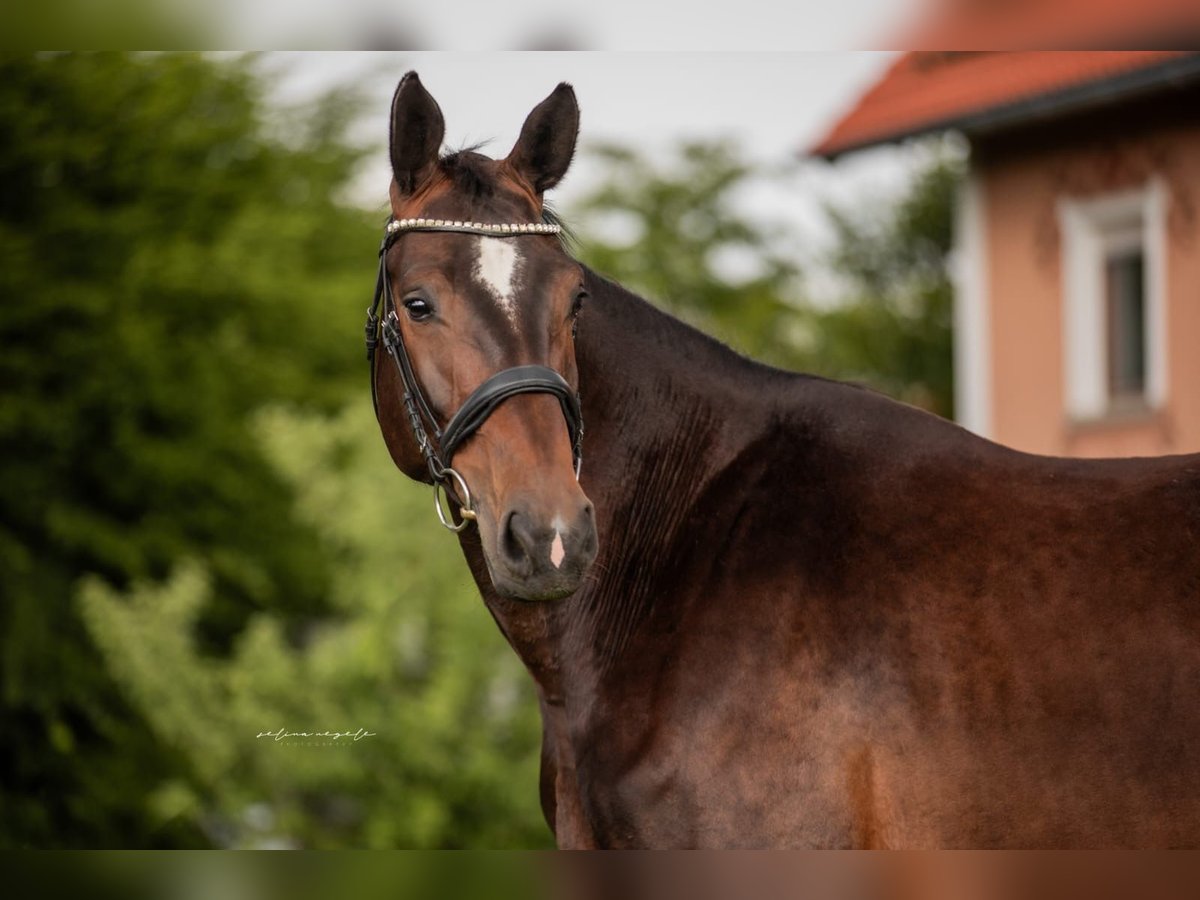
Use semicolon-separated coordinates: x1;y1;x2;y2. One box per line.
441;365;583;474
365;217;583;531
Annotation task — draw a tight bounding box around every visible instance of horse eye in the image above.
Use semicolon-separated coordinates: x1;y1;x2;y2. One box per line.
403;296;433;321
570;291;586;339
570;290;588;319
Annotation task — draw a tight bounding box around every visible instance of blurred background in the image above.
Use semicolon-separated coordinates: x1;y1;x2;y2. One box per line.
2;41;1198;848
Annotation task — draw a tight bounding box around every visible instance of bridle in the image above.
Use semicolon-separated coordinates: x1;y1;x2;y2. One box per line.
365;216;584;532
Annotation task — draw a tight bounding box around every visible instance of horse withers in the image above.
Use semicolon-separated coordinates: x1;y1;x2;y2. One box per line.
369;72;1200;848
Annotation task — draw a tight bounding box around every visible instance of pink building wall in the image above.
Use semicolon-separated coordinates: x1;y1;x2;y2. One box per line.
980;123;1200;458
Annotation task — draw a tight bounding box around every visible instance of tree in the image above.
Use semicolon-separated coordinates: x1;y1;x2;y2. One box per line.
80;401;550;848
569;138;962;417
569;140;803;368
800;148;962;417
0;53;375;847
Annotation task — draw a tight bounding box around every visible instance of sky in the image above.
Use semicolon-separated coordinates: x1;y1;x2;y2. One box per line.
262;52;939;290
224;3;919;50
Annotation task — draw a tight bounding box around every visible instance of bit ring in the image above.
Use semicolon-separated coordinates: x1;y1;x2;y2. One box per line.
434;467;476;532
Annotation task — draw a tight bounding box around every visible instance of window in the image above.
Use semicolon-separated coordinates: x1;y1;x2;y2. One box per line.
1059;181;1167;421
1105;246;1146;402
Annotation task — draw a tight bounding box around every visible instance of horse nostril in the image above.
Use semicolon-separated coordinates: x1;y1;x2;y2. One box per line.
500;510;535;577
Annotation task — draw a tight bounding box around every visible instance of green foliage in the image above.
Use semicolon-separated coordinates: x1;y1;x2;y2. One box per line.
570;140;803;367
80;401;550;848
0;53;375;846
571;139;962;416
802;151;962;416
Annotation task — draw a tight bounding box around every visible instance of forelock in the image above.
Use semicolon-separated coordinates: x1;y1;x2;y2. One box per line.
439;148;499;199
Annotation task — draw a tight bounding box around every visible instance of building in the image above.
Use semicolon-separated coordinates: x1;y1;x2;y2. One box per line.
813;51;1200;458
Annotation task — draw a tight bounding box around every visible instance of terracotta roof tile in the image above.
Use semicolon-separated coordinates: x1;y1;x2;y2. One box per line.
812;50;1197;158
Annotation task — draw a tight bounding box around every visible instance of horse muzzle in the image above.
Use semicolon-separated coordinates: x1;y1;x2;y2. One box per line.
486;499;598;602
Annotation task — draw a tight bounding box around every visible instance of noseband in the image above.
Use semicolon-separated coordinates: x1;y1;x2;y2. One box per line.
365;217;584;532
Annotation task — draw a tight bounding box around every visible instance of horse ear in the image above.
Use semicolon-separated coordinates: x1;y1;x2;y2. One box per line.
506;83;579;194
389;71;445;195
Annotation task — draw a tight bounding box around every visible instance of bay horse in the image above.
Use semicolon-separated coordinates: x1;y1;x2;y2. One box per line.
368;72;1200;848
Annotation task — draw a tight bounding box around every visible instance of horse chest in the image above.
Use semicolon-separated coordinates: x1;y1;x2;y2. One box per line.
557;671;881;848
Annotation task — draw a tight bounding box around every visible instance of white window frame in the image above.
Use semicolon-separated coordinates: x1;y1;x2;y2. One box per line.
1058;180;1168;421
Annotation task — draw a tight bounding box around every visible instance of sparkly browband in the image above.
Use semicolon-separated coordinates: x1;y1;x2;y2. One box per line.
386;217;561;237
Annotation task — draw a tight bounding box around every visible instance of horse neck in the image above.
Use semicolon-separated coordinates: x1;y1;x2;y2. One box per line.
473;269;778;695
574;268;764;508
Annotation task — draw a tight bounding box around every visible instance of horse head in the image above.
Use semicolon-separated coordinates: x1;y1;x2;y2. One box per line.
371;72;597;602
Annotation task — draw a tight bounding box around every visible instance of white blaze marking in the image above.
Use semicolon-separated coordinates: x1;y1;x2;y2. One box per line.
473;236;522;320
550;515;566;569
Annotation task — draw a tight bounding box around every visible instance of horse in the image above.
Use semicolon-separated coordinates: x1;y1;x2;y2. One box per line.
367;72;1200;848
